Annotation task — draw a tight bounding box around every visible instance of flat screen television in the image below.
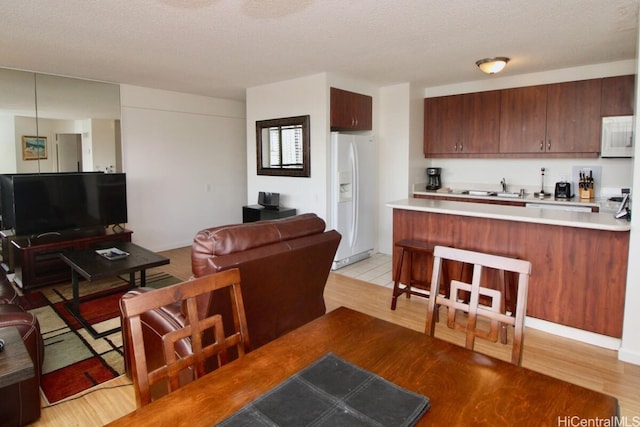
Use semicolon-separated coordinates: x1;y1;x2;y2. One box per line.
0;174;16;230
1;172;96;230
10;173;127;236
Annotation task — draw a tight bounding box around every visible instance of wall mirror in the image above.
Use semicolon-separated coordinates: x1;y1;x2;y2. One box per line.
256;115;310;177
0;67;121;175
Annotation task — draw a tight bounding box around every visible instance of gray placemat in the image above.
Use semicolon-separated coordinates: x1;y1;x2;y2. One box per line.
216;353;430;427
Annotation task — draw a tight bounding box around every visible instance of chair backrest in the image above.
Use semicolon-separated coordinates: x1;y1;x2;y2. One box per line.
425;246;532;366
121;268;249;407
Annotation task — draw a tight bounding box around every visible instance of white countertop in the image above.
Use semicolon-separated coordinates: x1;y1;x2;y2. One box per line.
386;198;631;231
414;188;599;207
411;183;625;212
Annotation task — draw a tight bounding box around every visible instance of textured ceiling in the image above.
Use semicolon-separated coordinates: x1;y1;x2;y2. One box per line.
0;0;638;100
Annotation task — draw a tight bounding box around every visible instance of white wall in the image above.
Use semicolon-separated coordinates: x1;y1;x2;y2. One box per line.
619;18;640;365
90;119;117;172
378;84;412;255
246;73;381;241
246;74;329;218
0;115;16;173
120;85;246;251
420;158;633;198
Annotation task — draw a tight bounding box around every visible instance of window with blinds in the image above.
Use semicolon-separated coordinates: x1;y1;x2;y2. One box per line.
268;124;303;168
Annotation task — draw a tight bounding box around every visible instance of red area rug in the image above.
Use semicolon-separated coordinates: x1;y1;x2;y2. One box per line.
18;272;181;404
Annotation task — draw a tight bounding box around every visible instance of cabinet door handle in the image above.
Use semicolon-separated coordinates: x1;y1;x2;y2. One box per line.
548;140;551;151
540;141;543;151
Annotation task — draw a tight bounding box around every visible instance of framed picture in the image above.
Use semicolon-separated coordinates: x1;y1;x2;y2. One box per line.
22;136;48;160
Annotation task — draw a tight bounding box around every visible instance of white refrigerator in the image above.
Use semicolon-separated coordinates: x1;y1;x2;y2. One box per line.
330;132;377;270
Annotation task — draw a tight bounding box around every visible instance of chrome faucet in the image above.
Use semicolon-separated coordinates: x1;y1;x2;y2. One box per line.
500;178;507;192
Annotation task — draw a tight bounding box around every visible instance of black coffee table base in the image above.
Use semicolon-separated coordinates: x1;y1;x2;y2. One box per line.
64;270;143;339
60;242;170;339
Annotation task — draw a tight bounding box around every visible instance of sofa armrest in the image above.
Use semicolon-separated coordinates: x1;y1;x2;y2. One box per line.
0;303;43;426
0;304;43;371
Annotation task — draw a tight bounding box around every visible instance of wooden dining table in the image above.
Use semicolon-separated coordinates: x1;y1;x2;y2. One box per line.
107;307;618;426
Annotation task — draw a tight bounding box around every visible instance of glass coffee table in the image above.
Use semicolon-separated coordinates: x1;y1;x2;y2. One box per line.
60;242;170;338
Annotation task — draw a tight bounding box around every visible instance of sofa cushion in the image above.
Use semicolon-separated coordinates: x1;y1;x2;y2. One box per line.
192;213;325;257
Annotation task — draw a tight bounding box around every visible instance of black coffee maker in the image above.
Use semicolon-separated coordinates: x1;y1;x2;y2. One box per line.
426;167;442;190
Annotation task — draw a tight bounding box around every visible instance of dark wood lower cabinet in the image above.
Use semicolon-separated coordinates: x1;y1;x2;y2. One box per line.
392;209;627;337
12;228;133;291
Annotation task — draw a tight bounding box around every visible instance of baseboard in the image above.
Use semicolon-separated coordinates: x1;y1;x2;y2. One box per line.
618;347;640;365
524;317;621;350
332;250;373;270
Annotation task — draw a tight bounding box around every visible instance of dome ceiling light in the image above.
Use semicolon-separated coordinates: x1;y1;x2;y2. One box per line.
476;57;510;74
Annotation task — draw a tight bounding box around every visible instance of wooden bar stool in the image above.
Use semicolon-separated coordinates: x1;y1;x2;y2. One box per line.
390;239;437;310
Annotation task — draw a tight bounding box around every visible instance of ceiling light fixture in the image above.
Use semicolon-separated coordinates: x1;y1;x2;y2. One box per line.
476;57;510;74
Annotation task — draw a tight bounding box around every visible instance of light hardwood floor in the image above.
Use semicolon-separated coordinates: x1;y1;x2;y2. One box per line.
32;247;640;426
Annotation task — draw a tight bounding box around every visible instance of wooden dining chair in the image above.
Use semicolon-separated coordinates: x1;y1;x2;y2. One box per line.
121;268;250;407
425;246;532;366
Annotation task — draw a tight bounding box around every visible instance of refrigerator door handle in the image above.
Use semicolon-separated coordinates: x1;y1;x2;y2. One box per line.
350;141;358;249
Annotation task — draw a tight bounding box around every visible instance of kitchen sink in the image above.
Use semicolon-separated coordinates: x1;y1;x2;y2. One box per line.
462;190;522;198
467;190;497;196
496;192;522;198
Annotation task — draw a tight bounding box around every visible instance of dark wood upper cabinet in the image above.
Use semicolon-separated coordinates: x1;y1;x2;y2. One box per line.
424;91;500;156
330;87;372;131
424;95;463;154
601;74;635;116
546;79;602;154
462;90;501;154
426;75;635;158
499;85;548;154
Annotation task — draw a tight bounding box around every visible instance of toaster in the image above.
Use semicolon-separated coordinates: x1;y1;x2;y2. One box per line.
554;182;573;199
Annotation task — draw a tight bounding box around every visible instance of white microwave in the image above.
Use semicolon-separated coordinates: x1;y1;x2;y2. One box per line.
601;116;634;158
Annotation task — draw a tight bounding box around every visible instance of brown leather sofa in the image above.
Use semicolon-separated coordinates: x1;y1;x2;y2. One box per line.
0;279;44;426
121;213;340;380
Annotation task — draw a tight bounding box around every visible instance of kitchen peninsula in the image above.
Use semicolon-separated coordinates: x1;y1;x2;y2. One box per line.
386;198;630;340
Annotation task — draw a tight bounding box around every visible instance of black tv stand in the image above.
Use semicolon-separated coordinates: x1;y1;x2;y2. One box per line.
11;227;133;291
26;226;107;245
242;205;297;223
35;231;62;239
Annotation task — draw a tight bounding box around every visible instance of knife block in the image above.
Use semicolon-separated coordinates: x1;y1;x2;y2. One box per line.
579;185;594;200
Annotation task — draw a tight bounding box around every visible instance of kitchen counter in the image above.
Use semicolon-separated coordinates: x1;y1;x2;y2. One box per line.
412;183;622;213
387;198;630;231
388;198;630;339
